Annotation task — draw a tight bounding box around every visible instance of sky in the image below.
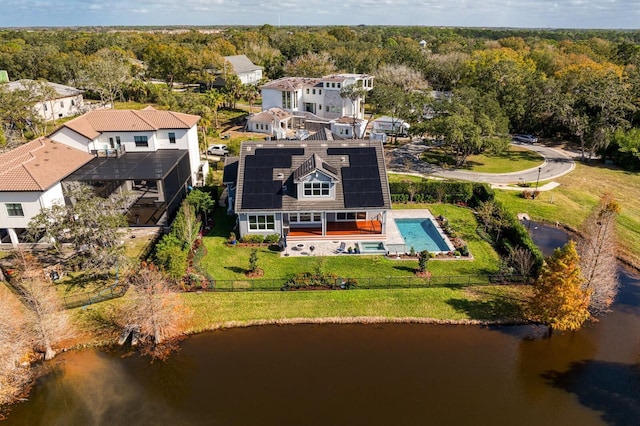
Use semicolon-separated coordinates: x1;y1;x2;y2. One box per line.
2;0;640;29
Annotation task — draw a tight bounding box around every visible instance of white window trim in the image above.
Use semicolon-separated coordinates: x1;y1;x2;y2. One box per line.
248;214;275;232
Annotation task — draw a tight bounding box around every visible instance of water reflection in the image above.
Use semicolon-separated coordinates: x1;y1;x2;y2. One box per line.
4;224;640;426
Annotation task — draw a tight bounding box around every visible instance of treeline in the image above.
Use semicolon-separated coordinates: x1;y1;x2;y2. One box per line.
1;26;640;169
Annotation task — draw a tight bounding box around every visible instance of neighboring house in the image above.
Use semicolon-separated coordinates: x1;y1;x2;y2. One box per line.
210;55;263;88
0;137;94;247
224;55;263;85
0;107;203;246
225;140;391;241
1;79;84;121
330;116;367;139
246;107;292;139
261;73;373;121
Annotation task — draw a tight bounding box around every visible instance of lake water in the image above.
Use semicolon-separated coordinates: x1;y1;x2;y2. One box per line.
4;224;640;426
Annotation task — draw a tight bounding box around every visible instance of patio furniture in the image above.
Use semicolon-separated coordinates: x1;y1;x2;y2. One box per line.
334;242;346;254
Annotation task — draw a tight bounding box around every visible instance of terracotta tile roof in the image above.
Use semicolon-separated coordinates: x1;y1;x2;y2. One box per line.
61;107;200;140
249;108;292;124
0;137;94;192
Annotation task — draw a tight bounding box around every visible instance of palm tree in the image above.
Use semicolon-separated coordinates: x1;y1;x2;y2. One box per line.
243;84;260;113
205;89;223;129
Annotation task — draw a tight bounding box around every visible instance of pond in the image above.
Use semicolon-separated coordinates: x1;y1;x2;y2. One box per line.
4;224;640;426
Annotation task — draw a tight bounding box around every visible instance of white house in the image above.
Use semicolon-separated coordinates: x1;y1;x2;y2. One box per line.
0;107;203;246
1;79;84;122
224;55;263;85
246;107;292;139
225;140;391;241
261;74;373;121
0;137;94;247
49;106;202;185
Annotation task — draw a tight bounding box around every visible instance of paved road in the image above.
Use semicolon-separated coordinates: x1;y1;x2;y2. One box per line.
386;140;576;185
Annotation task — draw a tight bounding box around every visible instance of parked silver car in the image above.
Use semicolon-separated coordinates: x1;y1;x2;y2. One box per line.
512;134;539;144
207;144;229;156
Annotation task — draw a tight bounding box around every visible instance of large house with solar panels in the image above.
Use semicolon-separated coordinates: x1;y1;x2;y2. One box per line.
224;139;391;240
0;107;202;247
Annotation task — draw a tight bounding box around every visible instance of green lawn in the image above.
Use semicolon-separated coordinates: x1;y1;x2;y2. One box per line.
199;203;500;287
422;145;544;173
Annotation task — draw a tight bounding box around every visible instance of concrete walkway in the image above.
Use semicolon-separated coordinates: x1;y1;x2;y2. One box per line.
386;140;576;187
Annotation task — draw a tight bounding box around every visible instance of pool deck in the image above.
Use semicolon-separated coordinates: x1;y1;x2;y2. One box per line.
281;209;444;257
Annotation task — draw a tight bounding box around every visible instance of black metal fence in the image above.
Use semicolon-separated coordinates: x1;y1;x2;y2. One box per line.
187;274;531;293
62;284;129;309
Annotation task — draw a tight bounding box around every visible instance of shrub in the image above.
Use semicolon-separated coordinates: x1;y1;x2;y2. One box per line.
241;234;264;244
418;250;429;272
264;234;280;244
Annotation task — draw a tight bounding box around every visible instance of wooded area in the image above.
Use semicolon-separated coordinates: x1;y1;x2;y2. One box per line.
1;26;640;168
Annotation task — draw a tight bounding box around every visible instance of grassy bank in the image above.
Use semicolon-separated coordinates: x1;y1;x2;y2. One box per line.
495;161;640;269
421;145;544;173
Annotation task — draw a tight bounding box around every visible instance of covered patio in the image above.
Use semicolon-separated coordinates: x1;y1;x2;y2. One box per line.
63;150;193;226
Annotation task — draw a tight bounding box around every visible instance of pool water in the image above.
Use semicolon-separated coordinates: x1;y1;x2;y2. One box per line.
359;241;386;253
394;218;452;253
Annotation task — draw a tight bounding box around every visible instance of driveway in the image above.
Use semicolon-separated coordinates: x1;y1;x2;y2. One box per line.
386;140;576;185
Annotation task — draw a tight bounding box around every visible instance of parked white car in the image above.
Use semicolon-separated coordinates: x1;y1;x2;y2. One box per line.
207;144;229;156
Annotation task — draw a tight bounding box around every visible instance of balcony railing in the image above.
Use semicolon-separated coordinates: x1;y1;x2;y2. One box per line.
94;145;125;158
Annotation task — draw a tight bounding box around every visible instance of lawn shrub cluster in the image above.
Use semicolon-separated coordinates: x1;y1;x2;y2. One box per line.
493;203;544;276
283;272;358;290
238;233;280;244
389;181;475;204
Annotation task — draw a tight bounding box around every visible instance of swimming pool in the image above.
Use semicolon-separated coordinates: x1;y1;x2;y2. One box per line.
358;241;386;254
394;218;452;253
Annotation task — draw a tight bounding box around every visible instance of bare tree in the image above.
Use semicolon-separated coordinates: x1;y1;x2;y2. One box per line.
121;263;190;357
14;252;74;360
0;285;31;405
508;246;536;277
577;193;621;314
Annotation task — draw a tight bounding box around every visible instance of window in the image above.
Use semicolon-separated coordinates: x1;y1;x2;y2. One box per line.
43;104;48;111
169;132;176;144
319;89;322;95
60;101;64;107
337;83;341;88
134;136;148;147
71;99;75;106
337;212;366;221
304;182;330;197
306;88;310;94
312;89;316;94
319;104;322;111
325;106;329;112
116;136;121;146
332;83;336;88
248;214;275;231
6;203;24;217
290;213;321;223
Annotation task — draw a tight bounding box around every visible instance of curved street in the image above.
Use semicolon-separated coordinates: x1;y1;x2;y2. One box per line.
386;140;576;186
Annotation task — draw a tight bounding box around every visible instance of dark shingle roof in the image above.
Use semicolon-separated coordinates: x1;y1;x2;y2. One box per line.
233;140;390;212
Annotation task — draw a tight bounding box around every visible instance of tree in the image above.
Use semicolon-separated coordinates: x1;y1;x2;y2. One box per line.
221;74;243;109
552;58;633;161
285;52;337;77
27;183;131;273
205;89;224;128
0;285;30;405
78;48;132;106
427;88;509;167
577;194;621;314
171;202;201;254
153;233;189;281
418;250;429;274
529;241;591;333
249;249;259;273
13;252;74;360
186;189;215;224
243;84;260;113
122;263;190;356
340;84;368;137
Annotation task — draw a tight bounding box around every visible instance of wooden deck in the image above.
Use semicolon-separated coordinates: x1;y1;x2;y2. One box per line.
288;220;382;237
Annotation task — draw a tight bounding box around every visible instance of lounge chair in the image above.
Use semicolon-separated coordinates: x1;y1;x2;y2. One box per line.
334;242;346;254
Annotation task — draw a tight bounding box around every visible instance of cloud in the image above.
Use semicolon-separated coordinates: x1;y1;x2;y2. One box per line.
1;0;640;27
